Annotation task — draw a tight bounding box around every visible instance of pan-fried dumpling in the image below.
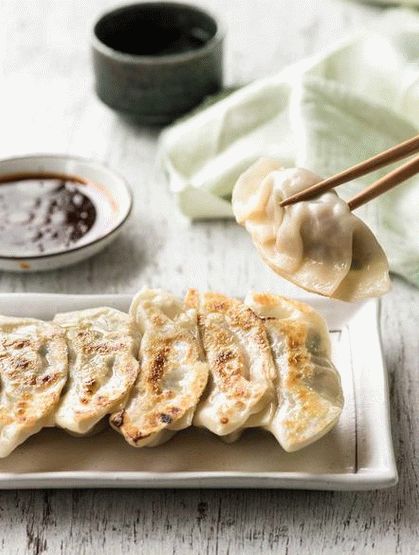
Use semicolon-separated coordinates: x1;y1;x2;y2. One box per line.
110;289;208;447
53;307;140;435
245;292;344;452
185;289;276;437
0;316;67;457
233;158;390;301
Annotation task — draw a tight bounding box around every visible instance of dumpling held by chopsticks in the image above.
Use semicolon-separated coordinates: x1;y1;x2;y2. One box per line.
232;158;390;302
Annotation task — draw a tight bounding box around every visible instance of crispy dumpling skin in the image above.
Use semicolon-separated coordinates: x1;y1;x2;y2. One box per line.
53;307;140;435
0;316;68;457
233;158;390;301
110;289;209;447
185;289;276;437
245;292;344;452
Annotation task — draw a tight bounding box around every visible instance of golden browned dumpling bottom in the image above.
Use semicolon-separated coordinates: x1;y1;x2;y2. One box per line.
0;316;68;457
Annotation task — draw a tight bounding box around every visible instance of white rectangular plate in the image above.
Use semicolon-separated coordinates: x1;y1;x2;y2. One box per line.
0;293;397;490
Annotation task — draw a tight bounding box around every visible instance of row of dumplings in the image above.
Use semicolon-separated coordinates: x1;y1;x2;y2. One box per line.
0;288;344;458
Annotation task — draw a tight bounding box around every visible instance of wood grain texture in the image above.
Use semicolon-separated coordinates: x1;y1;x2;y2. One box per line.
0;0;418;554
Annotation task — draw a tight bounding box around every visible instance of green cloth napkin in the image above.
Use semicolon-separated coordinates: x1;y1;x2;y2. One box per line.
159;9;419;287
363;0;419;5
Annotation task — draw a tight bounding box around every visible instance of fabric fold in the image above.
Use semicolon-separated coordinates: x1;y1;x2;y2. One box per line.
159;9;419;286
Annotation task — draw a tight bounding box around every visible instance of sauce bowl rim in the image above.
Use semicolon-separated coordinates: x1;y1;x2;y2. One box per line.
0;153;133;260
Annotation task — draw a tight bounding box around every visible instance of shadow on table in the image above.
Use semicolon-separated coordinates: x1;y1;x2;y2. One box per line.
0;232;148;294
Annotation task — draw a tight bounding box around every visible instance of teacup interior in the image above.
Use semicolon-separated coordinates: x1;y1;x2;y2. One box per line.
94;2;217;57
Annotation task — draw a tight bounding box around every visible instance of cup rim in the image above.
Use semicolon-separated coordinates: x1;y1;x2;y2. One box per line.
91;1;225;64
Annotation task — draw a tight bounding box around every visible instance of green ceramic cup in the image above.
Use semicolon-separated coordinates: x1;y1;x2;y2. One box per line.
92;2;224;125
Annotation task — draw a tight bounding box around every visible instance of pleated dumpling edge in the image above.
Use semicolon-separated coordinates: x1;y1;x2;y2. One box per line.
110;288;209;447
245;291;344;452
232;158;391;302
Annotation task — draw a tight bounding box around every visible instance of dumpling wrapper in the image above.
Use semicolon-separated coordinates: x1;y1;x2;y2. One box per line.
185;290;276;438
245;292;344;452
54;307;140;435
110;289;209;447
232;158;390;301
0;316;68;457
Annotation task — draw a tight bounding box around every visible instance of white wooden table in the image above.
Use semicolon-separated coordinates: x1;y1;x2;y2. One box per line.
0;1;418;553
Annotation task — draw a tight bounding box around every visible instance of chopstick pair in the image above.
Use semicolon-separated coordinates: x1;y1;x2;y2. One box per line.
280;134;419;210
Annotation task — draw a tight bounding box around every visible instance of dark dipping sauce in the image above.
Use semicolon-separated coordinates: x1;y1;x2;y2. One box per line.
0;174;107;256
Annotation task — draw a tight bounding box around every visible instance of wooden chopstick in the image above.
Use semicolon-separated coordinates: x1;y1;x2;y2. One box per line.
347;154;419;211
280;133;419;207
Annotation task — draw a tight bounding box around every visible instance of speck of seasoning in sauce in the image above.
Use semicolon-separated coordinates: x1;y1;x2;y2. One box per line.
0;173;112;256
160;413;172;424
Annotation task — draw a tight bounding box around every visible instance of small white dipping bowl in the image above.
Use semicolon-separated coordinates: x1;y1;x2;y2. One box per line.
0;154;132;272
